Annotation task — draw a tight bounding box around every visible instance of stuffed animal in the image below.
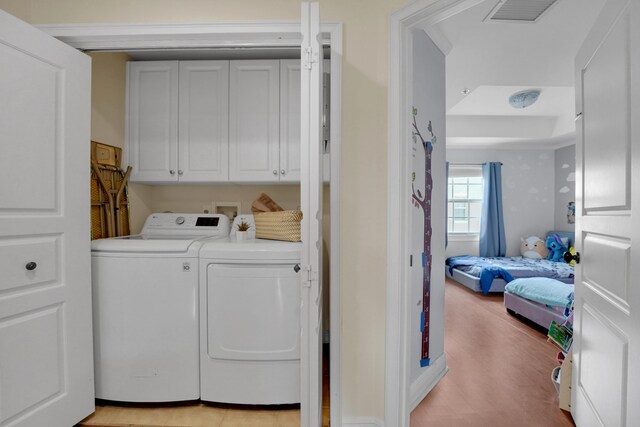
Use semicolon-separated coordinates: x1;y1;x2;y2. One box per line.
520;236;549;259
546;234;568;262
566;246;577;266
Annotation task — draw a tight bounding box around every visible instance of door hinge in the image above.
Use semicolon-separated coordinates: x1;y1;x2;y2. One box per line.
302;46;318;70
301;264;318;288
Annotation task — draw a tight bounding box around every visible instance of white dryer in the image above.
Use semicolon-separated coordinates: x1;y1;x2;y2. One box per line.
91;213;230;402
199;215;302;405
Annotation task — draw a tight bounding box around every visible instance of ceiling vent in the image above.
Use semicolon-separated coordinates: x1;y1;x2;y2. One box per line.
484;0;560;23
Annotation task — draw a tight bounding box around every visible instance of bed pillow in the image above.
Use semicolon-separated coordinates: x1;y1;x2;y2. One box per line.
505;277;574;308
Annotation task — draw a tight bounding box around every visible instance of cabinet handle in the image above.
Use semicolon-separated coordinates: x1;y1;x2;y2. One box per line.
281;169;286;175
26;262;37;271
170;170;175;175
178;170;183;175
273;170;278;175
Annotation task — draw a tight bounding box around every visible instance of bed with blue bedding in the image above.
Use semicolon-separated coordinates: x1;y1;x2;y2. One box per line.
446;255;574;294
445;230;575;294
504;277;574;330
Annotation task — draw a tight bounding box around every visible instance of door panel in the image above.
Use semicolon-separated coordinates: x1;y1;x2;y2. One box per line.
573;0;639;425
578;303;628;427
0;305;65;422
0;235;60;294
582;234;630;311
582;8;631;211
0;44;58;211
0;9;94;427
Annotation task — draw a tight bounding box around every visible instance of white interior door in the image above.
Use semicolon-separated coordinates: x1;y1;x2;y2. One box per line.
300;2;323;427
573;0;640;425
0;10;94;427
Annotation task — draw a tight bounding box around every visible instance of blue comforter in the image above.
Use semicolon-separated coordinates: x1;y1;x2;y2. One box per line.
446;256;574;294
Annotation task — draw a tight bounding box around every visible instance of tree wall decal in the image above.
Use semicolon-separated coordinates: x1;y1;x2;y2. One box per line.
411;107;436;367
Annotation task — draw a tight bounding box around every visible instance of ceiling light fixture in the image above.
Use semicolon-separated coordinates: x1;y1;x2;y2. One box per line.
509;89;541;109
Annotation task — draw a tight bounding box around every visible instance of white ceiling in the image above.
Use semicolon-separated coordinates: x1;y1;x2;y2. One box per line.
429;0;605;149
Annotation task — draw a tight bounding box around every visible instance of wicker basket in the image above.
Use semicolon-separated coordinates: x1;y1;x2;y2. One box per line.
254;210;302;242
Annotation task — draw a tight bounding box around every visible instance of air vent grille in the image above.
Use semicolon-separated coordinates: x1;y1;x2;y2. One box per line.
486;0;559;22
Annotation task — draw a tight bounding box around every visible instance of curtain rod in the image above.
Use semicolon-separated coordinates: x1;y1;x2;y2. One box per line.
448;162;503;166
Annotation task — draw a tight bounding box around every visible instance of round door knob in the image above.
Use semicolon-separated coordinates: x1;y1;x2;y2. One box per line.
293;264;301;273
26;262;37;271
178;170;183;175
170;170;176;175
176;216;186;225
273;170;278;175
281;169;286;175
563;251;580;264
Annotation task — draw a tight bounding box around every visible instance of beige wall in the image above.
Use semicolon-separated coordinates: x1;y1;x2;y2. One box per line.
0;0;409;420
89;51;153;233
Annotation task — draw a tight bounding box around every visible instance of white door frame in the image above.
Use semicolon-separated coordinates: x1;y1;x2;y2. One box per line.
38;21;343;427
386;1;487;426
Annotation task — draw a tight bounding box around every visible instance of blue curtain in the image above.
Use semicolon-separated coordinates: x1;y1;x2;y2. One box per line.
479;162;506;257
445;161;449;248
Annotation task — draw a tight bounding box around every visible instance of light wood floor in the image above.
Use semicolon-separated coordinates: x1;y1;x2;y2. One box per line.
410;279;575;427
79;280;573;427
78;348;330;427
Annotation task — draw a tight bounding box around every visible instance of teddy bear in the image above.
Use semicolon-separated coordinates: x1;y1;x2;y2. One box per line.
520;236;549;259
546;234;568;262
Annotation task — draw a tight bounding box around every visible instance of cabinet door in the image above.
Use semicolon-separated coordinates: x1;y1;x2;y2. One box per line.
280;60;301;182
229;60;280;182
178;61;229;182
127;61;179;182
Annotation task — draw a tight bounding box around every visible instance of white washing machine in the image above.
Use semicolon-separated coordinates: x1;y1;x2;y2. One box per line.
199;214;302;404
91;213;230;402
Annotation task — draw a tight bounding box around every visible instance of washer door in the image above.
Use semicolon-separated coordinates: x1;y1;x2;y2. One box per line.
206;263;300;361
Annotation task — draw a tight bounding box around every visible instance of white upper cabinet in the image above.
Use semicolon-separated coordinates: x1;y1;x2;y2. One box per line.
229;60;281;182
178;61;229;182
127;58;328;184
127;61;179;182
280;59;302;182
128;60;230;183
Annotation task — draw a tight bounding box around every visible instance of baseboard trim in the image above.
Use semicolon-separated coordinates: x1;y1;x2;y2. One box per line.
341;355;447;427
408;353;448;412
342;416;385;427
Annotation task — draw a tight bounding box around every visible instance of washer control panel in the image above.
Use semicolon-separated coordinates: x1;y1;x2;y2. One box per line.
141;213;230;236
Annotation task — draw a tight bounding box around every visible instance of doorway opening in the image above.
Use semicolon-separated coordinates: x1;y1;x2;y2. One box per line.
387;0;604;425
41;21;342;427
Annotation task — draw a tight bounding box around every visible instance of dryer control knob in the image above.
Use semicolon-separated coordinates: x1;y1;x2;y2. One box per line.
176;216;186;225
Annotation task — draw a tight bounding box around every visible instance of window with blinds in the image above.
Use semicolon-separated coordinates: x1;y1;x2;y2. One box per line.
447;165;483;235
